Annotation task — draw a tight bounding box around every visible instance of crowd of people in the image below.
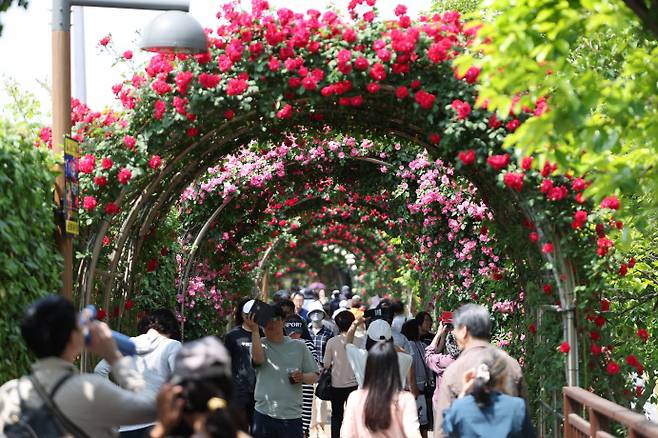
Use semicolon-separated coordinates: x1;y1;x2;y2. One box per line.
0;286;536;438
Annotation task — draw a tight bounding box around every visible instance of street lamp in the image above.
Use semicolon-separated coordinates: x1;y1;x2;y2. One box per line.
52;0;207;298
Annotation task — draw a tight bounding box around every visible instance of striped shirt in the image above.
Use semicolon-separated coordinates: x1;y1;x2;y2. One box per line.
302;339;319;434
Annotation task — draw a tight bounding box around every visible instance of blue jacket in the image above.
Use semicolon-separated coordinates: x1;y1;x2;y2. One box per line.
443;392;535;438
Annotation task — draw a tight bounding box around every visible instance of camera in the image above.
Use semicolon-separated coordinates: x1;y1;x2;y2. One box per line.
364;307;391;321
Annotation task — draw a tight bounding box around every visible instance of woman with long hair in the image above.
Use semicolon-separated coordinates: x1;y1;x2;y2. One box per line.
442;350;535;437
340;341;421;438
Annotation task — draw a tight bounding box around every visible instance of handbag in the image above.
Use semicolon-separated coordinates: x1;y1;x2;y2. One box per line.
315;368;333;401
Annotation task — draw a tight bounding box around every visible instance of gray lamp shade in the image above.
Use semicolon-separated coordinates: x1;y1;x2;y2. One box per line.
140;11;207;54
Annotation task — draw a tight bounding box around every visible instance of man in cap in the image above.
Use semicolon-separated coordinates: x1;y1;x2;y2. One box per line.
344;319;413;389
223;299;261;428
244;303;319;438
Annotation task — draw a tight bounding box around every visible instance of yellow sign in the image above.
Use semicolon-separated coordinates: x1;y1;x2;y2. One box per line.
63;136;80;236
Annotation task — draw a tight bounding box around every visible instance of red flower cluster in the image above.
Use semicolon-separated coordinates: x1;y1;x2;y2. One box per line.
637;328;649;342
148;155;162;170
226;77;248;95
559;342;570;353
79;154;96;174
503;172;524;192
571;210;587;229
451;99;471;119
83;196;97;211
600;196;620;210
199;72;221;88
118;167;132;185
486;154;509;171
606;361;620;375
415;90;436;109
458;149;475;165
596;237;614;257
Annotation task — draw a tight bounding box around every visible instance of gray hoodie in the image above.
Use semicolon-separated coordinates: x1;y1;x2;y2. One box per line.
95;329;182;431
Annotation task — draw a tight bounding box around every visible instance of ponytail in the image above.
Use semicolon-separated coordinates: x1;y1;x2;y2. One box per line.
468;350;509;408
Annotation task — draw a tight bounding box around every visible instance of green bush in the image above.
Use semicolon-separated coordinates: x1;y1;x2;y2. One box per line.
0;82;62;382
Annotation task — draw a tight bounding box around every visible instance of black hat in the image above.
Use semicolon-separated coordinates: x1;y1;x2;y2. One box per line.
284;314;305;336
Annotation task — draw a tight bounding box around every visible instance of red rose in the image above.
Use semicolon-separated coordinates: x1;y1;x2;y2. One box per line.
118;168;132;185
124;299;134;311
600;196;620;210
96;308;107;320
123;135;136;150
160;247;169;256
394;4;408;15
226;77;248;95
618;263;628;276
591;343;602;355
276;104;292;119
600;298;610;312
83;196;97;211
148;155;162;170
224;109;235;120
543;284;552;294
186;127;199;137
528;324;537;334
606;361;620;375
415;90;436;109
506;119;520;132
542;242;554;254
626;355;640;367
99;35;111;46
628;257;636;268
153;100;166;120
451;99;471;119
571;210;588;229
429;133;441;145
79;154;96;174
486;154;509;171
146;258;158;272
123;50;133;60
503;172;524;192
541;161;557;177
547;185;568;201
198;72;221;88
488;115;502;129
572;178;586;191
151;79;172;95
102;235;110;246
105;202;120;215
367;82;380;93
637;328;649;342
354;56;370;71
458;149;475;166
559;342;570;354
594;315;606;327
529;232;538;242
521;156;533;171
369;63;387;81
94;176;107;187
596;237;614;257
395;86;409;99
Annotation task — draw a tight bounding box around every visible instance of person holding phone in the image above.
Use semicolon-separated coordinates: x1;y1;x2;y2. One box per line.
245;304;319;438
424;311;461;414
0;295;156;438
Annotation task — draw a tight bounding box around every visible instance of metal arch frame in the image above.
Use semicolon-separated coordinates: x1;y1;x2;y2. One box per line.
80;98;580;386
86;106;435;310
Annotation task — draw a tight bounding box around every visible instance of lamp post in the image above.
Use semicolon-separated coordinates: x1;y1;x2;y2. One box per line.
52;0;207;298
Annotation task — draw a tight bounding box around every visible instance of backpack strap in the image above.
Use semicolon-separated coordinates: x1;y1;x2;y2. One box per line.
29;374;91;438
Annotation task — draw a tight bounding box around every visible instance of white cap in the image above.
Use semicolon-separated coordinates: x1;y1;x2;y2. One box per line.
242;299;255;314
367;319;392;341
332;308;349;319
307;301;326;316
352;295;361;301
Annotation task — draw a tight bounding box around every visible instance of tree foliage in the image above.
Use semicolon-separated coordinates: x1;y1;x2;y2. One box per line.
455;0;658;228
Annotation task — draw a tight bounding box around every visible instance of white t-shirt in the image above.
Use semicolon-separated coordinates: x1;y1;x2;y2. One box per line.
345;344;413;388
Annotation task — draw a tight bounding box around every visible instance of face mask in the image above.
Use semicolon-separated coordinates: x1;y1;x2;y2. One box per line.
310;313;323;323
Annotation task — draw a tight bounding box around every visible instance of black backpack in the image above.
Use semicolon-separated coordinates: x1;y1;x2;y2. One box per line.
4;374;89;438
